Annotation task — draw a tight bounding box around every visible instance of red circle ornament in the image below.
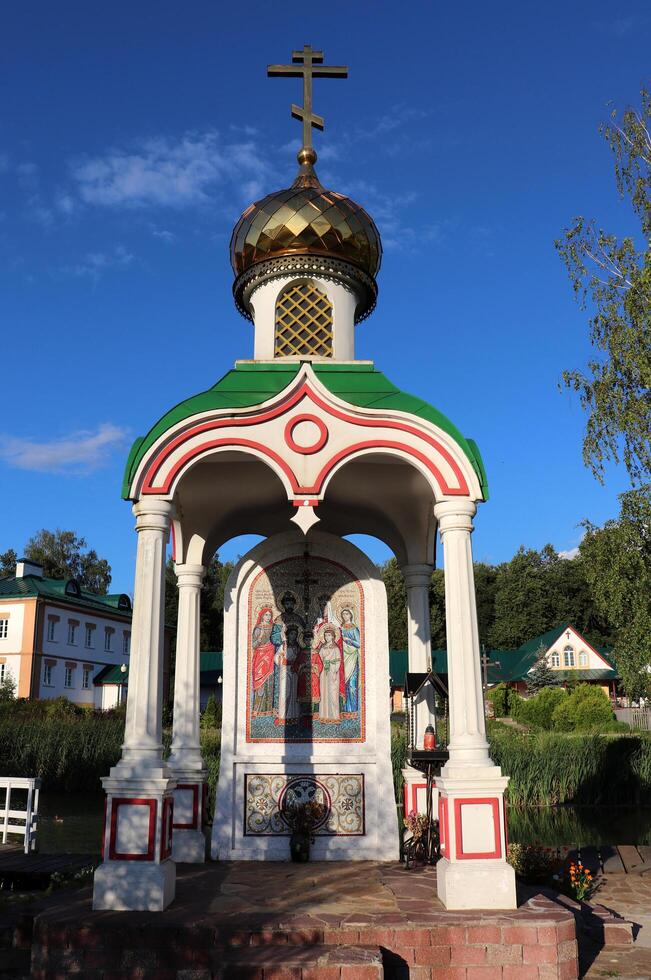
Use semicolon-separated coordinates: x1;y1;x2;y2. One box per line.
284;414;329;455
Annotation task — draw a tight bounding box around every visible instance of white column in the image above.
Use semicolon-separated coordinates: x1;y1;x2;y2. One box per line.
435;502;490;767
93;498;176;911
401;563;435;812
401;563;433;673
120;499;173;773
168;563;208;863
433;498;516;910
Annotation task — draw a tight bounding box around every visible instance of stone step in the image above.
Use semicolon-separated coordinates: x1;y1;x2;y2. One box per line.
218;943;384;978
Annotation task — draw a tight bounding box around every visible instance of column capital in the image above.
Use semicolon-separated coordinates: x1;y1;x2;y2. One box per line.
174;563;206;589
132;498;174;532
434;498;476;535
401;563;434;590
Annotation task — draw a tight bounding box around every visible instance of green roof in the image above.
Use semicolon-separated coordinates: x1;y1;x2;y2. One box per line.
122;362;487;499
0;574;132;619
502;624;617;682
94;664;129;685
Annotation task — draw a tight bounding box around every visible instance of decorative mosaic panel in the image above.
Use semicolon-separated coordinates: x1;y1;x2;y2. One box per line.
244;774;365;836
246;555;365;743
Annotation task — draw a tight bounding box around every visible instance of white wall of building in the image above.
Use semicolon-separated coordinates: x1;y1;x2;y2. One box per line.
39;603;131;706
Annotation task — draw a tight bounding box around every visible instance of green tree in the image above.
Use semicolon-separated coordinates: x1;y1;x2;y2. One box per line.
556;85;651;485
381;558;408;650
0;673;17;703
579;485;651;701
23;529;111;593
165;554;234;652
526;645;561;695
0;549;17;577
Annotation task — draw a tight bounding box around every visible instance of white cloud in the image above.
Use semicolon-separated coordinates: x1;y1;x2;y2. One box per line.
68;130;272;210
559;547;580;560
63;244;135;280
151;227;176;244
0;423;128;473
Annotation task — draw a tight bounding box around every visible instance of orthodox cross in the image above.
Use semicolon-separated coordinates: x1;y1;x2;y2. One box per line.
295;552;320;618
480;647;501;693
267;45;348;153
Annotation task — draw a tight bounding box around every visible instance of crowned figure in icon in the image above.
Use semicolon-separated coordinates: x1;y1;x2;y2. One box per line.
314;625;345;723
274;622;301;725
251;606;276;717
296;628;323;722
339;606;361;716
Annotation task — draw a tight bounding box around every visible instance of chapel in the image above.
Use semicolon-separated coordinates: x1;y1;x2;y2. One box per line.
92;46;516;914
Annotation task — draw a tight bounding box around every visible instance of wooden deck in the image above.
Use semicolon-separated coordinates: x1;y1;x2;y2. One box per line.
0;842;97;886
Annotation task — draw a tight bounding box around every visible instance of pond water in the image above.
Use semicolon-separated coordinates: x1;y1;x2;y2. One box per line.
31;791;651;854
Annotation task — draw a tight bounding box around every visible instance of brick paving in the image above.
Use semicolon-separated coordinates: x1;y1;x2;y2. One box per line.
20;862;579;978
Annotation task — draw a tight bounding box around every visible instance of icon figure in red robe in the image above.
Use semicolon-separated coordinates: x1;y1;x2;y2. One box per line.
251;607;275;717
296;629;323;721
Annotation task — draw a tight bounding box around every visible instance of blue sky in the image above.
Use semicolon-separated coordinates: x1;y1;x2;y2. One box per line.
1;1;647;592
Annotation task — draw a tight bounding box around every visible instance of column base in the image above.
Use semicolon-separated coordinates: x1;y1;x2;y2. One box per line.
172;828;207;863
436;856;516;909
93;859;175;911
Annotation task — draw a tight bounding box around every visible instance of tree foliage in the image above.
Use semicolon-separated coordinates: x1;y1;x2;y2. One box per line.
556;85;651;484
165;554;234;651
579;485;651;701
526;645;561;695
23;529;111;593
0;549;17;578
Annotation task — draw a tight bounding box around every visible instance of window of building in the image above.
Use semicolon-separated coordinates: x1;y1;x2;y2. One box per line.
122;632;130;656
563;645;575;668
82;665;92;690
0;619;8;640
104;628;113;652
64;666;74;688
43;662;54;686
85;625;94;649
68;622;77;645
579;650;588;667
47;617;57;642
551;650;560;667
274;281;333;357
0;663;5;683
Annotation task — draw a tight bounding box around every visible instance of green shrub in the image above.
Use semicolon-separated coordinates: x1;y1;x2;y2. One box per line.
517;688;567;730
201;694;221;730
487;683;510;717
550;684;615;733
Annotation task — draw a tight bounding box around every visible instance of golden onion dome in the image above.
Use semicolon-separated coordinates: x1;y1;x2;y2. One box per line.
231;149;382;322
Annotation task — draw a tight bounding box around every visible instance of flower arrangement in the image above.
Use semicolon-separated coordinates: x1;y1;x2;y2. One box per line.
404;810;429;842
284;799;327;839
566;859;593;901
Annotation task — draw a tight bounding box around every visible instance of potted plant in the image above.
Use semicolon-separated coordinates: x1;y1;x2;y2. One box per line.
284;799;327;862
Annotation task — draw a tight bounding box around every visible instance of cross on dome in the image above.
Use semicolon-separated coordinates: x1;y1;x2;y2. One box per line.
267;44;348;163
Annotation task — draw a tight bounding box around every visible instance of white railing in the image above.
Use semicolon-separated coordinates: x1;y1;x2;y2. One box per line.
0;777;41;854
615;707;651;731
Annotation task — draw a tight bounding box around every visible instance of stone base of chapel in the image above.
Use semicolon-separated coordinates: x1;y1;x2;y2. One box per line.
38;862;579;978
92;858;175;912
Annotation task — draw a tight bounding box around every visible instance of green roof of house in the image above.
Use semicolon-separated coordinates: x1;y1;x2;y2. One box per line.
122;362;487;499
0;574;132;619
504;624;617;682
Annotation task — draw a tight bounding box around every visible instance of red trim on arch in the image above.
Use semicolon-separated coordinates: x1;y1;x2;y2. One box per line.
173;783;199;830
284;414;329;454
109;798;157;862
454;797;501;860
140;380;470;497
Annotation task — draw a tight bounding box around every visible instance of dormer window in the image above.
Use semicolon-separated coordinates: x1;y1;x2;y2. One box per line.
563;645;575;668
65;580;81;597
275;281;333;357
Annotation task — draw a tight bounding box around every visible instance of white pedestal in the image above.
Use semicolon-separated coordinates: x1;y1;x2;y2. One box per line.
93;859;176;912
170;772;208;864
435;766;516;910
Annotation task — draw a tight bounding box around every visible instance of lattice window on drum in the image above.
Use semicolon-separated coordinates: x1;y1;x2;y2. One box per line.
275;281;333;357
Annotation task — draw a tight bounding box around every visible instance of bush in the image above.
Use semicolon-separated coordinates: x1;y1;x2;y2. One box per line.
517;687;567;730
551;684;615;733
201;694;221;730
487;683;510;717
